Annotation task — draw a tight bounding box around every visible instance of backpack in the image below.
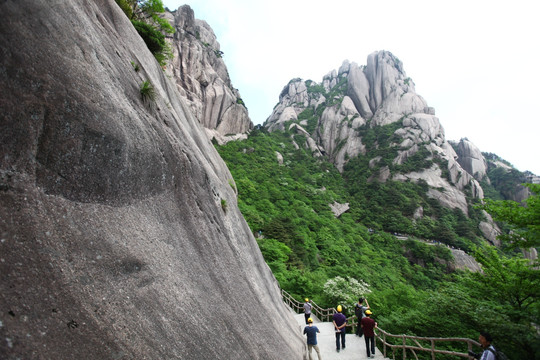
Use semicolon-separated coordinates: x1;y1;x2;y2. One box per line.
354;304;366;318
486;347;509;360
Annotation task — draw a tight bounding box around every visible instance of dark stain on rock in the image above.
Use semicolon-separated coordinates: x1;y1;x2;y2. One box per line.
120;259;145;275
67;320;78;328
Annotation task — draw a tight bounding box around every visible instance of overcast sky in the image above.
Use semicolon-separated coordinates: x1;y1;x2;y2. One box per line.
163;0;539;175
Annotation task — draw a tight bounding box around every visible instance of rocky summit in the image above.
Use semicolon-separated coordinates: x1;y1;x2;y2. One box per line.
0;1;303;359
264;51;500;243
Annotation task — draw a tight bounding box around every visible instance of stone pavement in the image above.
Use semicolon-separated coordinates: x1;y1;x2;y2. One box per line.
294;313;389;360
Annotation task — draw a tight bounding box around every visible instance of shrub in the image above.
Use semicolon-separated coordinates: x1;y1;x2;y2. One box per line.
131;20;173;67
140;80;155;103
221;198;228;212
114;0;134;18
322;276;372;316
116;0;175;67
131;20;165;54
153;43;173;67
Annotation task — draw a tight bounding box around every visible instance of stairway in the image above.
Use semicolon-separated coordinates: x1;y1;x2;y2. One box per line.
294;313;389;360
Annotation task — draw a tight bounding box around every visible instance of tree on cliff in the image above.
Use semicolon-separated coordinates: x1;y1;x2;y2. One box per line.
115;0;174;66
130;0;175;34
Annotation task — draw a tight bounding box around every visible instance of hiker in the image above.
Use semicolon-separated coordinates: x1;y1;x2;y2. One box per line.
361;309;377;358
332;305;347;352
468;332;496;360
354;297;370;337
303;317;322;360
303;298;312;324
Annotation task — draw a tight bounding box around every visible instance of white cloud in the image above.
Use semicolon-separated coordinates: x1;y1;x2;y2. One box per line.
163;0;540;175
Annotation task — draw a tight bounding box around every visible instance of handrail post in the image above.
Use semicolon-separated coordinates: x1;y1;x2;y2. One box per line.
403;335;406;360
431;339;435;360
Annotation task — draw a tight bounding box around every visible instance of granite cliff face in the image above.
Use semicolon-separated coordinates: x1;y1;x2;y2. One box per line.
163;5;253;144
266;51;484;216
0;1;303;359
452;138;488;181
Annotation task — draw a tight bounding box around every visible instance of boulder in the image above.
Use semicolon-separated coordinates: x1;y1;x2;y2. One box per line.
329;201;350;218
402;114;445;144
346;62;374;119
413;206;424;219
268;106;298;132
479;212;501;246
454;138;488;180
450;249;482;272
276;151;284;165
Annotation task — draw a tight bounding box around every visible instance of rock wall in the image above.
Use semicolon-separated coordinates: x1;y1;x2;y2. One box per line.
0;1;303;359
163;5;253;143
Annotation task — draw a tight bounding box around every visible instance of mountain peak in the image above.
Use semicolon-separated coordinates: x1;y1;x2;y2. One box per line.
264;51;487;219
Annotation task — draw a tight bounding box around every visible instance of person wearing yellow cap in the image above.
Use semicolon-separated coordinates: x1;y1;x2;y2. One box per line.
361;309;378;358
303;317;322;360
332;305;347;352
303;298;312;324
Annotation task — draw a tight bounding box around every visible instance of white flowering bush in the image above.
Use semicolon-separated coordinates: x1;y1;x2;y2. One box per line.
322;276;371;315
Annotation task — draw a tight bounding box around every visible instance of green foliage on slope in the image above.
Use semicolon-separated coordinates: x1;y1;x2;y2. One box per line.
482;152;529;201
218;128;446;293
480;183;540;249
343;122;485;253
217;127;539;359
115;0;174;67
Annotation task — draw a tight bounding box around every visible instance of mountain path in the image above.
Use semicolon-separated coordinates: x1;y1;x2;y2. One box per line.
294;313;390;360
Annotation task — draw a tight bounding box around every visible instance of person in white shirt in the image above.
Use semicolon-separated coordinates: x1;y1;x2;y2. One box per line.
468;332;496;360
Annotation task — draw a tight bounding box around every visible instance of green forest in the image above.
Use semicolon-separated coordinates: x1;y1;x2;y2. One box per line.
217;127;540;359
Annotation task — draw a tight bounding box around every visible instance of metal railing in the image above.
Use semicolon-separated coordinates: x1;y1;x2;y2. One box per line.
281;289;479;359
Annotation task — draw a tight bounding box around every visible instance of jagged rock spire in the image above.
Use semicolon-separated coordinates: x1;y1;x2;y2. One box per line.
163;6;253;143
